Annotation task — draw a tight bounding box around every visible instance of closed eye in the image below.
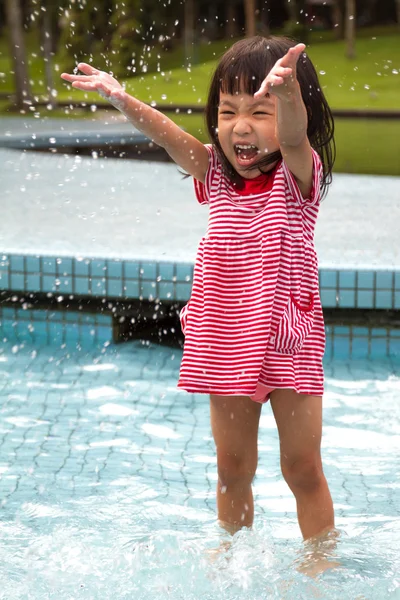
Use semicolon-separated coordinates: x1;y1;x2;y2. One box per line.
219;110;235;115
254;111;270;115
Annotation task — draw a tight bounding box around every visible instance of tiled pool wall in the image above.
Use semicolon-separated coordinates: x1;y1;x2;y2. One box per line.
0;253;400;360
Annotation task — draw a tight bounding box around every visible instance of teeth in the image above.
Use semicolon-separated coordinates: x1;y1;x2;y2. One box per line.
236;144;257;149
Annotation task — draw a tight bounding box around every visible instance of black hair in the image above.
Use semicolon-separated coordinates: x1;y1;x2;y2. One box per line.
205;35;335;198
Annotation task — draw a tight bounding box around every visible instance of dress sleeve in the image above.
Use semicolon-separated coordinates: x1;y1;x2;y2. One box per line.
193;144;218;205
281;148;323;207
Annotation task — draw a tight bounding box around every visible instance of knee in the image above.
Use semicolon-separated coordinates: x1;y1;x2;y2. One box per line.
216;451;257;489
281;455;324;493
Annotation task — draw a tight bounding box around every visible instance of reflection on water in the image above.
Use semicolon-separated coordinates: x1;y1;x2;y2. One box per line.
0;339;399;599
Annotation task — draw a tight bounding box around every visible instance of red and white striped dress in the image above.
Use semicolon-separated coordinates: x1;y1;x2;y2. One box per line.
177;144;325;400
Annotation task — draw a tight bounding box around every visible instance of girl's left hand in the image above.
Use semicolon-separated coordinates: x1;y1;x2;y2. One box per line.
254;43;305;100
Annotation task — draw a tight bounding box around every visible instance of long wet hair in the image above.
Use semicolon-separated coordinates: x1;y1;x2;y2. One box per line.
205;36;335;199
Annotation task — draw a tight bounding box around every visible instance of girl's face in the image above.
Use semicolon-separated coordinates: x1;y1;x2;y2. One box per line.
217;91;279;178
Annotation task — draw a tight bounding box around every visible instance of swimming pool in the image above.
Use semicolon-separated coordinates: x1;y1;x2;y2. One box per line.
0;331;399;599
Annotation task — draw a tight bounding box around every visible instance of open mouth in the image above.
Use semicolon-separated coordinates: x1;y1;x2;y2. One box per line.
234;144;259;166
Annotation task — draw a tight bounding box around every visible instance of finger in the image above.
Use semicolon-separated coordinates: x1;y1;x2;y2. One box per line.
61;73;95;82
77;63;101;75
71;81;99;92
269;75;284;86
274;66;293;78
254;80;270;98
280;43;306;68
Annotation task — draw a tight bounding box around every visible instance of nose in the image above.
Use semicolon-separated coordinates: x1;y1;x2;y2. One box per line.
233;116;252;136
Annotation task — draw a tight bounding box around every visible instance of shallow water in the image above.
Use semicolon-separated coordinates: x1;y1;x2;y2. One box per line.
0;339;399;599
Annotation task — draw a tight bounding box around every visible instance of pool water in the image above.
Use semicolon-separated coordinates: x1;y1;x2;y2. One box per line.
0;337;399;599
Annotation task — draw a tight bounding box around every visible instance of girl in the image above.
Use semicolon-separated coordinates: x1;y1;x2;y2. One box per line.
62;36;336;543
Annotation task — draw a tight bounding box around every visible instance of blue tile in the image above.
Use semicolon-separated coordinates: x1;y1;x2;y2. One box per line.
395;272;400;290
59;278;73;294
65;324;80;344
96;313;112;325
370;338;388;359
26;274;41;291
339;270;356;289
371;328;387;337
96;325;113;344
74;259;90;276
140;281;157;298
57;258;73;276
26;256;40;272
391;330;400;338
353;327;369;336
31;321;48;341
159;281;175;299
2;307;16;319
158;262;175;280
107;260;123;278
333;326;350;335
32;310;47;321
10;255;24;271
320;289;337;308
42;275;57;293
124;261;140;278
176;263;193;281
42;257;56;274
79;324;97;342
319;270;337;288
394;292;400;310
351;338;369;359
19;308;32;320
0;271;10;288
16;323;34;343
376;271;394;289
91;260;106;277
0;256;9;268
333;337;350;359
10;274;25;291
357;270;374;289
124;280;139;296
375;290;393;309
91;278;107;295
65;311;80;322
141;262;157;280
74;278;90;295
338;290;355;308
107;279;123;297
389;338;400;357
48;322;64;344
175;282;192;301
357;290;374;309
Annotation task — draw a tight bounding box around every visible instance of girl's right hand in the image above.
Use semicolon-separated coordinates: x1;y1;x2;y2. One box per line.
61;63;127;111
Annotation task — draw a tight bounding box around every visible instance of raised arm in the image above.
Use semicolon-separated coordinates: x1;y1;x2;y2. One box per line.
61;63;209;183
254;44;313;199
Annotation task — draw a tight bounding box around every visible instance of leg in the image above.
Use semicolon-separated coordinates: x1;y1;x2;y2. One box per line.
270;389;334;540
210;394;262;533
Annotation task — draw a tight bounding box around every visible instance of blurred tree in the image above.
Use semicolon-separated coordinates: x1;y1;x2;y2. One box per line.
184;0;196;65
39;0;56;105
110;0;141;75
226;1;240;38
4;0;32;108
345;0;356;58
331;0;344;39
259;0;271;35
244;0;257;36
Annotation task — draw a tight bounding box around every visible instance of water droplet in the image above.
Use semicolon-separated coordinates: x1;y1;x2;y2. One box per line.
319;70;326;75
161;94;167;100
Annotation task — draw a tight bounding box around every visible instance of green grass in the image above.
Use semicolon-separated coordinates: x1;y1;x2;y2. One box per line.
53;33;400;111
1;27;399;175
161;113;400;176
